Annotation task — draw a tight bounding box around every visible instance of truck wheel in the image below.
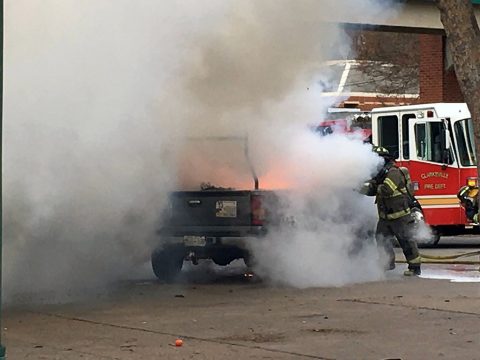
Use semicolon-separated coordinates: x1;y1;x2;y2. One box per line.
243;252;254;268
151;246;184;283
212;257;234;266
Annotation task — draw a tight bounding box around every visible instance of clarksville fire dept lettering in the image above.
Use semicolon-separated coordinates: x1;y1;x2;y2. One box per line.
420;172;448;190
420;172;449;180
424;183;447;190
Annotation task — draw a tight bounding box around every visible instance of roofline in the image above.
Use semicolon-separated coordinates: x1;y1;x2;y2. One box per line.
370;103;468;113
327;108;363;113
321;92;419;98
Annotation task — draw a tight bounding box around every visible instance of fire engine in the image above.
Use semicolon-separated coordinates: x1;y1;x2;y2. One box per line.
315;107;372;141
370;103;477;244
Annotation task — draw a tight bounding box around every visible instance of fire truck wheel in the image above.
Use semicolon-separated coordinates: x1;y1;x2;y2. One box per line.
151;246;184;283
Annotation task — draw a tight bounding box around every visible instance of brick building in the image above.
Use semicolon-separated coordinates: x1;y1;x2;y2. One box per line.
331;32;465;111
419;34;463;103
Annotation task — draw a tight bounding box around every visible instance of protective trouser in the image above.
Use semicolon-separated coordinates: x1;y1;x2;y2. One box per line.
375;214;421;271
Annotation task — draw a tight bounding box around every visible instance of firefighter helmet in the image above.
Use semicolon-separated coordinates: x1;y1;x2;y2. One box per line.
372;146;390;158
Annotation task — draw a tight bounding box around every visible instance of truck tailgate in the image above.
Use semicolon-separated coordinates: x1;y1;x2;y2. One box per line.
169;191;253;227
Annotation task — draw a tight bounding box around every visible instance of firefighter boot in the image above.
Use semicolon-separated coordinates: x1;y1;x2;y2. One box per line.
383;248;396;271
387;260;396;271
387;253;396;271
404;257;421;276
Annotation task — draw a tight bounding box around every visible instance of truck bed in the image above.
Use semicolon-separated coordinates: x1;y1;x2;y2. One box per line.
170;190;254;226
160;190;278;237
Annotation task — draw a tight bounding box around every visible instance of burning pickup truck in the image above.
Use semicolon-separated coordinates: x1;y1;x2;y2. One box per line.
152;137;282;282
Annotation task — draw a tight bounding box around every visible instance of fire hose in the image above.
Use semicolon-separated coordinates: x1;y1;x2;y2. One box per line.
396;250;480;267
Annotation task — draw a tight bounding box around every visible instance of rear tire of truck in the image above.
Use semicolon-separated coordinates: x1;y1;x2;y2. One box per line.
151;246;184;283
243;252;254;268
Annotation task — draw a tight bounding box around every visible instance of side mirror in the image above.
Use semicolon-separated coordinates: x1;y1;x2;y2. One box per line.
441;119;451;150
441;128;451;166
440;128;448;150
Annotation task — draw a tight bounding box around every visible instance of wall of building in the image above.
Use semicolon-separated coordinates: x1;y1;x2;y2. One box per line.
419;33;464;103
339;32;465;111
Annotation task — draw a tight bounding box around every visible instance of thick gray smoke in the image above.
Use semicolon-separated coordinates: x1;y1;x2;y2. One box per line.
4;0;216;301
5;0;396;302
249;134;385;287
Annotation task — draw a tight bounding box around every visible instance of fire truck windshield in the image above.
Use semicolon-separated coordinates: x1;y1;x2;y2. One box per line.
454;118;476;166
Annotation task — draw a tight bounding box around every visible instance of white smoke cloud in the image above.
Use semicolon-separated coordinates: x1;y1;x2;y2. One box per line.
248;134;385;287
4;0;223;301
4;0;397;302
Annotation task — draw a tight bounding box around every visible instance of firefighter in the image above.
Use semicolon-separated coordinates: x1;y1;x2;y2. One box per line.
361;146;422;276
457;185;479;222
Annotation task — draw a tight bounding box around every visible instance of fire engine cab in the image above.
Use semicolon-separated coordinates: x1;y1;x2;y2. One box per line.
371;103;477;244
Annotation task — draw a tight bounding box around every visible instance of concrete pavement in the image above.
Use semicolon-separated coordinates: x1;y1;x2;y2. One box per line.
4;260;480;360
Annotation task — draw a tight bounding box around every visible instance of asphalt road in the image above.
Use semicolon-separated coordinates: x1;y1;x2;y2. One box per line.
4;236;480;360
434;235;480;248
